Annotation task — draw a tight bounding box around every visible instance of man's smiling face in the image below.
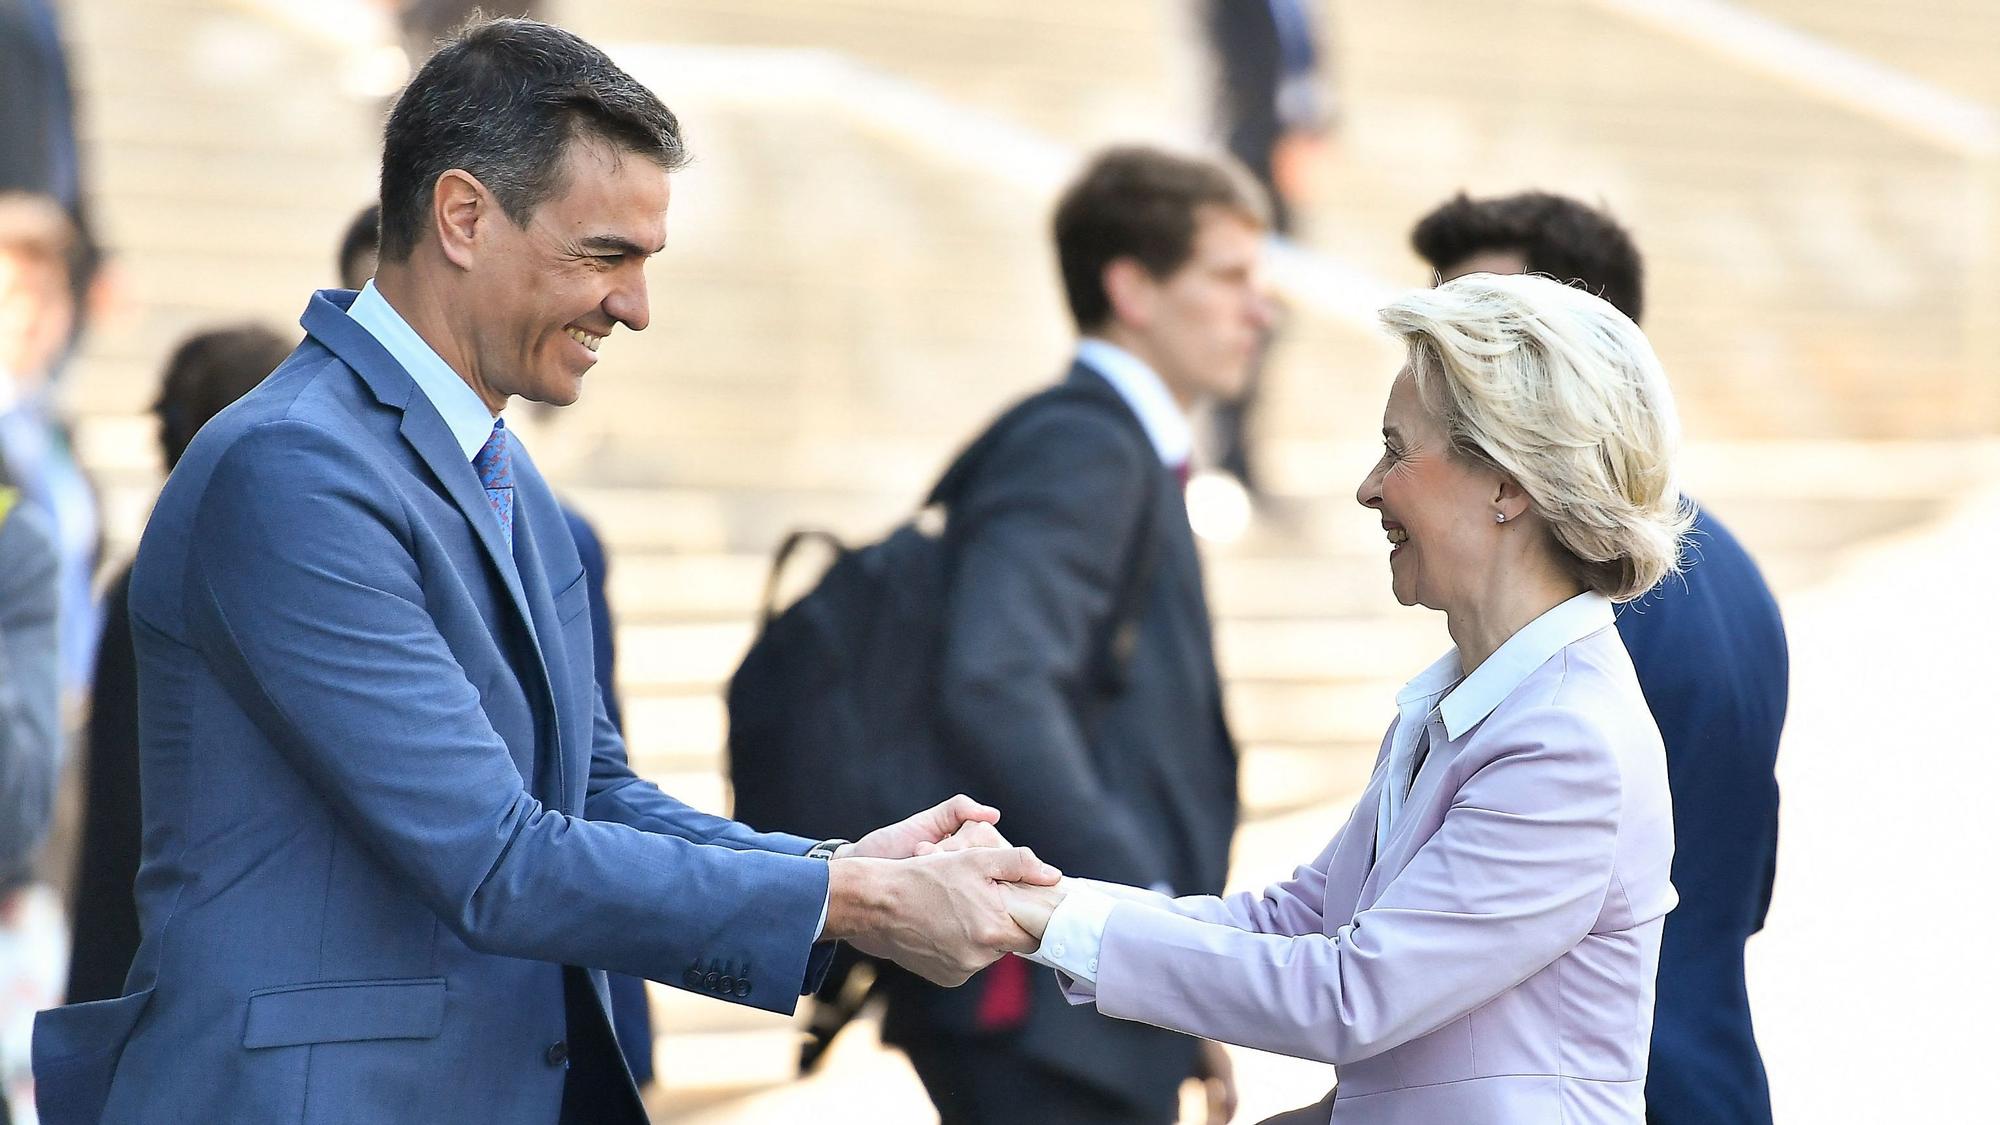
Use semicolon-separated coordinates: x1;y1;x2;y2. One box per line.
462;135;669;410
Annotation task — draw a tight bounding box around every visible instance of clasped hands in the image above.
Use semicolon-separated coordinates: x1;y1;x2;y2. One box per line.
818;795;1069;987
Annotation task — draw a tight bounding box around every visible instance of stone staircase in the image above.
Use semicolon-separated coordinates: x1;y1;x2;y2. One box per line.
51;0;1998;1118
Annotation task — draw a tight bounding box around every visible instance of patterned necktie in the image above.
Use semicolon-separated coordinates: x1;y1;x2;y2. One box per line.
474;419;514;550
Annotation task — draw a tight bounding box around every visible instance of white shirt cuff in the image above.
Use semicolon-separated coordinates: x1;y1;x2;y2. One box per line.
1022;884;1118;986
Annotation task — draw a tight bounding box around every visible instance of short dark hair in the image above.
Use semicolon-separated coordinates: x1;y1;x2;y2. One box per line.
1410;191;1645;324
154;325;295;469
338;202;381;289
1053;146;1268;332
377;17;688;263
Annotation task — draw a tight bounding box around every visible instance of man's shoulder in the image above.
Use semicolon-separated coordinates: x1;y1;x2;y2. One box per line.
981;379;1153;475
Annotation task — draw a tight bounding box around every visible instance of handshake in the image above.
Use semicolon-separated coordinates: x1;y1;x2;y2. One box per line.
816;795;1070;987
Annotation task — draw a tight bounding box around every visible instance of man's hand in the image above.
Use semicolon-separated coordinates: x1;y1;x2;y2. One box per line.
1000;879;1067;942
912;817;1010;855
842;794;1001;861
1194;1039;1239;1124
823;846;1060;986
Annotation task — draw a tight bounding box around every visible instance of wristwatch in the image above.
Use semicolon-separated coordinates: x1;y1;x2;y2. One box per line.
807;838;850;862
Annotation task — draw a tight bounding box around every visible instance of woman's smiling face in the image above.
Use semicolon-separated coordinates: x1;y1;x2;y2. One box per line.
1355;366;1505;612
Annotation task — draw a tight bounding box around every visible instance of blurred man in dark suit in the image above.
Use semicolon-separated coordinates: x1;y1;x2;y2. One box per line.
1412;189;1787;1125
879;146;1267;1125
1200;0;1331;493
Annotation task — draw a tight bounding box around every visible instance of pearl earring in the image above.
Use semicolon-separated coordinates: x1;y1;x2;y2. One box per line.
1494;512;1508;523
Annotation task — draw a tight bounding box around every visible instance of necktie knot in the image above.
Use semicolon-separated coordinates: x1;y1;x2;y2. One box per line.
475;420;515;549
475;420;512;492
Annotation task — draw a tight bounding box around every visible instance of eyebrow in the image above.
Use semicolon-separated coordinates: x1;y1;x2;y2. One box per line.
580;235;664;257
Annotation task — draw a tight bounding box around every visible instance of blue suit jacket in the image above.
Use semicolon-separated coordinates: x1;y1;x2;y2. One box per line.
1616;504;1786;1125
33;290;831;1125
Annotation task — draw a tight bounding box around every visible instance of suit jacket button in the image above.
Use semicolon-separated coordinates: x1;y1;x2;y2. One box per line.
545;1040;569;1067
684;967;703;988
733;979;751;998
704;970;721;991
718;975;735;994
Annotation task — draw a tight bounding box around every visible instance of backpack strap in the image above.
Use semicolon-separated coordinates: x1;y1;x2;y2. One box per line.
756;527;850;629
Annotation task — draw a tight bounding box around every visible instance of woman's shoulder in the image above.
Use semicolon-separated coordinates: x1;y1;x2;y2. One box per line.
1473;628;1662;761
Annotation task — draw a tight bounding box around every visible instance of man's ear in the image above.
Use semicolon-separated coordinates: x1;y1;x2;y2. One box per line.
432;169;491;270
1101;257;1157;331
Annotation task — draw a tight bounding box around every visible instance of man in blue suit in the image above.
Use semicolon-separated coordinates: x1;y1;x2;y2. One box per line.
1413;191;1789;1125
32;19;1055;1125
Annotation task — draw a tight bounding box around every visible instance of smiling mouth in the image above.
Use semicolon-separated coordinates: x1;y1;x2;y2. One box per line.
1385;527;1409;546
565;326;604;353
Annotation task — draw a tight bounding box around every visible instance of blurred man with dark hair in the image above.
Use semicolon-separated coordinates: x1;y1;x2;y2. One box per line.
33;20;1055;1125
878;145;1263;1125
1411;190;1645;323
1412;189;1785;1125
65;325;294;1009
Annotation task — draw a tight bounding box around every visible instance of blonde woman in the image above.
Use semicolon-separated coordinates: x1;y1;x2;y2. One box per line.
1005;273;1689;1123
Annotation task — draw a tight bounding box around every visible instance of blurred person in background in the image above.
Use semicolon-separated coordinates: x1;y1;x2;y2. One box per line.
1;0;81;212
1199;0;1332;496
32;21;1057;1125
337;199;657;1090
1006;272;1687;1124
64;325;295;1008
0;192;100;702
1;453;62;1125
1412;190;1786;1125
876;146;1265;1125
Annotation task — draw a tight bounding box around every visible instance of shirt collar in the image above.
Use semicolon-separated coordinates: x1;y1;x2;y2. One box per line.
1395;591;1617;742
347;281;497;461
1073;338;1193;468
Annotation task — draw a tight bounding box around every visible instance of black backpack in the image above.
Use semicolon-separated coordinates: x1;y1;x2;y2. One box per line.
725;383;1160;841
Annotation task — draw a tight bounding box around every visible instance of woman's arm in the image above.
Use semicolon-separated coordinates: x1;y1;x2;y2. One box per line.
1054;706;1625;1065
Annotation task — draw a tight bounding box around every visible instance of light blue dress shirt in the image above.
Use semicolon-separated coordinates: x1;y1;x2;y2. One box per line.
347;282;498;459
1074;338;1193;469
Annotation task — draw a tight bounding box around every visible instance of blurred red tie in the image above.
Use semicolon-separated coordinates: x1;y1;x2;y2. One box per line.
974;954;1031;1031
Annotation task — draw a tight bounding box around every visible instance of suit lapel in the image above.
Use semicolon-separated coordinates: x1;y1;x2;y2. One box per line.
300;291;568;803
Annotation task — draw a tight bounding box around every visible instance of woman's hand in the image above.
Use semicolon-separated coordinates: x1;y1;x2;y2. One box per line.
1000;879;1067;942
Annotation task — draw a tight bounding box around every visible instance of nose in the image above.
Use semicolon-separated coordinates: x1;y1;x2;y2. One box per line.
605;267;651;333
1356;459;1384;511
1249;282;1278;331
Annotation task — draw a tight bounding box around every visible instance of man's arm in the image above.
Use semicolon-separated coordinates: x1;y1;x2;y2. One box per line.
936;405;1169;890
0;501;60;886
190;420;829;1011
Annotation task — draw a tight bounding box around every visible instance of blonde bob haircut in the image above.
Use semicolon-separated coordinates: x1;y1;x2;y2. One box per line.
1379;272;1693;602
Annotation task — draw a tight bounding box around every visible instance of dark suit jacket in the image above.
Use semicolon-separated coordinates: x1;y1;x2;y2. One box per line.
881;364;1240;1117
33;289;832;1125
64;565;141;1005
1616;504;1785;1125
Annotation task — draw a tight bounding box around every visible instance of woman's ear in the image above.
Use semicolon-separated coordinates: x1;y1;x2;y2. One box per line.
1493;478;1532;524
